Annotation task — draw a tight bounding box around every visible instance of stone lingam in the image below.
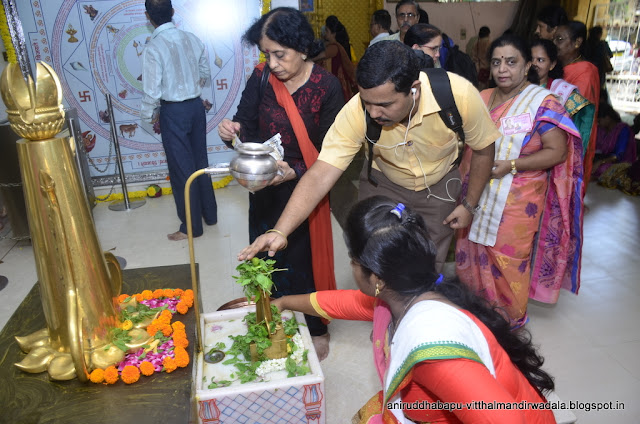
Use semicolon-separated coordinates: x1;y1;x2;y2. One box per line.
193;259;325;424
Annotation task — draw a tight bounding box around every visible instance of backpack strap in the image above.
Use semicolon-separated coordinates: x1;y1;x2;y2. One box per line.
424;68;466;165
361;69;465;185
362;97;382;186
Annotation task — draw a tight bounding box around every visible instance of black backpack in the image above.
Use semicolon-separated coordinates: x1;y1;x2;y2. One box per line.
363;67;464;186
442;33;478;88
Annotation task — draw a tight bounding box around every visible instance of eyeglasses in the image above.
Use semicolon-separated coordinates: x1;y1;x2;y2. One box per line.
422;44;441;53
397;12;416;19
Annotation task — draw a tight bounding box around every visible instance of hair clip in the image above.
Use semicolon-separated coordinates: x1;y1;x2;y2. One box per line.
434;274;444;286
390;203;405;218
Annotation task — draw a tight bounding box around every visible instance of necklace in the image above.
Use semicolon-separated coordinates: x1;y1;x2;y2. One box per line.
568;55;583;65
489;81;528;124
389;294;420;342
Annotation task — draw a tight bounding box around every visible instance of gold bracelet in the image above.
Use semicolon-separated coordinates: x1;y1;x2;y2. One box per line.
266;229;288;249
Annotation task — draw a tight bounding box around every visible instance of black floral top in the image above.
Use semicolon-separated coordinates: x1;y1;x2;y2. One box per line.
232;64;344;177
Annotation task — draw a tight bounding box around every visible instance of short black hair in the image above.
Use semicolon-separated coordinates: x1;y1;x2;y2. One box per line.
145;0;173;26
537;5;568;29
395;0;419;16
479;26;490;38
372;9;391;31
404;24;441;47
356;41;420;94
242;7;323;58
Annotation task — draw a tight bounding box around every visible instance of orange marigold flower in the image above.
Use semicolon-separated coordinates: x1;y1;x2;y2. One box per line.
118;294;129;303
181;297;194;308
121;319;133;331
173;288;184;297
163;288;174;298
135;293;144;302
121;365;140;384
174;347;189;368
160;324;173;337
141;290;153;300
176;301;189;315
172;321;186;331
104;365;119;384
152;289;164;299
146;323;159;337
139;361;155;376
163;356;178;373
173;336;189;349
89;368;105;383
183;289;194;300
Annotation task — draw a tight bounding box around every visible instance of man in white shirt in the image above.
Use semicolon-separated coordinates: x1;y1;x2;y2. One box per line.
384;0;419;43
368;10;391;47
141;0;217;241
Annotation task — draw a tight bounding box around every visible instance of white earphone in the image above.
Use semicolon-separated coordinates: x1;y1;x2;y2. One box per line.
411;87;417;97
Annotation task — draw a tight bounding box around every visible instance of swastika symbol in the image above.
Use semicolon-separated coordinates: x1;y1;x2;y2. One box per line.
216;79;228;90
78;91;92;102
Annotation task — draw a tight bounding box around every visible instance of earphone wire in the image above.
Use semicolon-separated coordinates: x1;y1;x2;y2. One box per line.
363;91;460;203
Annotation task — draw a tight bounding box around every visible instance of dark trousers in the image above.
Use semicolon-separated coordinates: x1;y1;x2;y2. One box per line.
159;98;217;236
358;166;461;272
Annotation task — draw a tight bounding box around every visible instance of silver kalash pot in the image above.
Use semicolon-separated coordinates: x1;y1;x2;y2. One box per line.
207;143;278;192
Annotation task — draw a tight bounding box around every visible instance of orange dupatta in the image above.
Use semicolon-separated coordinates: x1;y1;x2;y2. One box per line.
261;63;336;292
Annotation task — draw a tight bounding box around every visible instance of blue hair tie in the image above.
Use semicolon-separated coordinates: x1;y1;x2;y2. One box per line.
390;203;405;218
435;274;444;286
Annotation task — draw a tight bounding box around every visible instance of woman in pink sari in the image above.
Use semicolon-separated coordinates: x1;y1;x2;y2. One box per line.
456;34;584;329
273;196;556;423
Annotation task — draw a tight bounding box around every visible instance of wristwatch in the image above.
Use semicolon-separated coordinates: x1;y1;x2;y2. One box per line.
461;197;480;215
510;159;517;175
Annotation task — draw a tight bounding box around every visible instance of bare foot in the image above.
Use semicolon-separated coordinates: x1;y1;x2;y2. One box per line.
167;231;189;241
312;333;330;361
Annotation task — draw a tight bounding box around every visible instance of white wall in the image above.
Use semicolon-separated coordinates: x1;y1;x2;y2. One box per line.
385;1;519;50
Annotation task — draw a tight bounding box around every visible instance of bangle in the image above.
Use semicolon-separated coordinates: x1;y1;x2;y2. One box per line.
510;159;517;175
266;229;288;249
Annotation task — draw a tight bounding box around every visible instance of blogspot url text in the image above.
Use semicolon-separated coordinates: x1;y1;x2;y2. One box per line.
386;400;625;413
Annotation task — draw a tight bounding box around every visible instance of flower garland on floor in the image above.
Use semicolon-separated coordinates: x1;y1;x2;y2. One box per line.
96;175;234;203
0;3;17;64
89;288;194;385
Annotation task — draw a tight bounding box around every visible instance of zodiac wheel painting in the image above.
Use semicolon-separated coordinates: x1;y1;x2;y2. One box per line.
21;0;261;175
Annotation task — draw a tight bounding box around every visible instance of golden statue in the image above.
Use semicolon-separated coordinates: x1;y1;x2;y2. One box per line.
0;62;152;381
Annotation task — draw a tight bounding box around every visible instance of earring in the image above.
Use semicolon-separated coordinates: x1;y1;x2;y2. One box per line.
302;54;307;61
374;284;380;297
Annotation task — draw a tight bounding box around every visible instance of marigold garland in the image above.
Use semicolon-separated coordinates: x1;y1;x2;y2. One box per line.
104;366;119;385
139;361;155;376
96;176;234;203
91;289;192;385
0;3;17;65
121;365;141;384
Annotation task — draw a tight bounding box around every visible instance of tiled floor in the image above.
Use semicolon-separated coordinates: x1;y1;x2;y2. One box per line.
1;181;639;423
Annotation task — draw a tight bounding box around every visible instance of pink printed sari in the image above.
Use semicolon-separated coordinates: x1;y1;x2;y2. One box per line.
456;87;583;328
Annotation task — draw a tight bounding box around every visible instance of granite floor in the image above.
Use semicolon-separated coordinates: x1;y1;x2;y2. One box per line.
0;176;639;423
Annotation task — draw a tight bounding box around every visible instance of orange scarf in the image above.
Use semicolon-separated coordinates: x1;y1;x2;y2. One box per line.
260;63;336;292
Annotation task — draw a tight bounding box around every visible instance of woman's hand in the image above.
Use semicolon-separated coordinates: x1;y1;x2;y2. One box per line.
218;118;241;142
270;297;284;312
491;160;512;179
269;160;296;186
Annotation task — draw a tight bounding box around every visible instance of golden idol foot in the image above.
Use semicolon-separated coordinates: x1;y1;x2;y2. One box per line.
125;328;155;351
90;345;125;370
49;354;78;380
15;328;50;353
14;345;60;373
